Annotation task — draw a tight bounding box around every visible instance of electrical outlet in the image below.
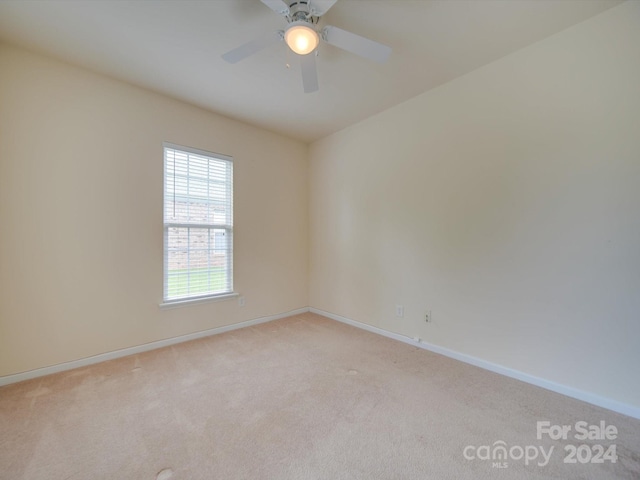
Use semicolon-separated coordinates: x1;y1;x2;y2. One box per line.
395;305;404;318
425;311;432;323
238;296;246;307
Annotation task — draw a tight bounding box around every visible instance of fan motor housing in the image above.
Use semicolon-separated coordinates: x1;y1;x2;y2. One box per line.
288;1;318;24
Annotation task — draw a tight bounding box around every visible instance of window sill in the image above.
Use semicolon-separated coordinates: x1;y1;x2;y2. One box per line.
159;292;239;310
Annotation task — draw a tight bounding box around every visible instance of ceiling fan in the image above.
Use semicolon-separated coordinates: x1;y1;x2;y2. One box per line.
222;0;392;93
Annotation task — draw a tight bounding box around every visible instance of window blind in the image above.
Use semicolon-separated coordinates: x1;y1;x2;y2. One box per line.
163;143;233;302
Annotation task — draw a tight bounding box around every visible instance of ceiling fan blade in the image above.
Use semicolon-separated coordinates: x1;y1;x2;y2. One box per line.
300;52;319;93
322;25;391;63
260;0;290;16
222;31;283;64
309;0;338;16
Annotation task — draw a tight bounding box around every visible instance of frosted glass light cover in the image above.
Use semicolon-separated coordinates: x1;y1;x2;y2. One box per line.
285;23;319;55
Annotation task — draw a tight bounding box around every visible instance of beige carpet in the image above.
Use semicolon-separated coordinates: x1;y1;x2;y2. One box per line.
1;312;638;479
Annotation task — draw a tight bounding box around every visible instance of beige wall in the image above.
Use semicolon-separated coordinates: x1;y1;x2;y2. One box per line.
0;44;308;376
310;2;640;408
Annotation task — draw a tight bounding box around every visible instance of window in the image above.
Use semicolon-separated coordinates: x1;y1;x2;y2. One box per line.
163;143;233;303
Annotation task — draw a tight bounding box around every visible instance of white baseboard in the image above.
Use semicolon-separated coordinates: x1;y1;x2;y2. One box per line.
4;305;639;420
0;307;310;387
310;307;640;420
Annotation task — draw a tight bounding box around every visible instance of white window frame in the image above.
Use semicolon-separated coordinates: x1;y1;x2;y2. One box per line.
161;142;235;307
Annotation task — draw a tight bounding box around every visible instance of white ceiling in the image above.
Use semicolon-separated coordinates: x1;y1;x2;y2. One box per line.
0;0;623;143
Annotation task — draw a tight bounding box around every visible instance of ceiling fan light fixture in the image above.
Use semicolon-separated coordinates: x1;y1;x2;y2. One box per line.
285;22;319;55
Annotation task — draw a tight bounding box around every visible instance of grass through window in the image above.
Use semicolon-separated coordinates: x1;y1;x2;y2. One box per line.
166;267;227;298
